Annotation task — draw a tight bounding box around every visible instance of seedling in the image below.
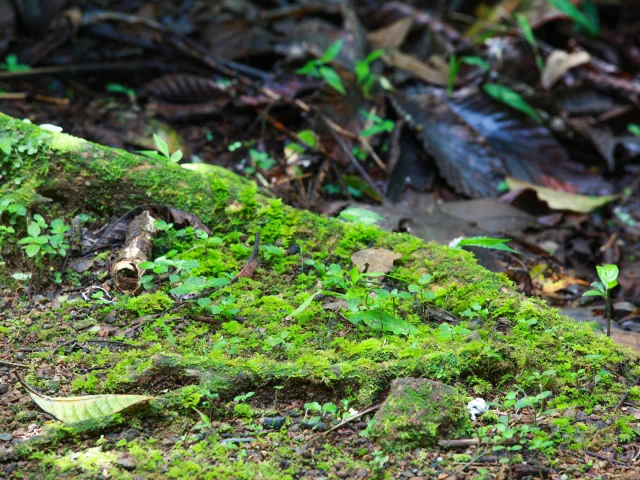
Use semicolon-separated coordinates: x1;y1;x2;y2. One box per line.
583;264;619;337
296;39;346;95
18;216;70;258
355;49;384;97
359;110;395;137
106;83;136;102
0;54;30;72
447;56;490;97
139;134;183;163
234;392;255;403
339;207;385;225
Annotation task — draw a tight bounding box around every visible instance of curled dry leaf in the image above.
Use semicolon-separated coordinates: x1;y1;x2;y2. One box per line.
368;17;413;50
541;50;590;89
506;177;617;213
17;375;155;424
351;248;401;274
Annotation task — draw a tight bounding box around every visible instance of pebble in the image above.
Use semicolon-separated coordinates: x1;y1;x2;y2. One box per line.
0;434;12;442
116;452;137;470
356;468;368;478
27;424;37;433
0;384;8;395
262;416;286;430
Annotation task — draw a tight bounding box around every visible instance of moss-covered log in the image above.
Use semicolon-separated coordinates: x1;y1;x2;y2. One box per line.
1;113;639;478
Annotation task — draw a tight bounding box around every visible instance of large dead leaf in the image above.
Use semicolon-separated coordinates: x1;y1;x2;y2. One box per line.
351;248;401;273
18;376;155;424
506;177;617;213
393;87;607;197
368;17;413;49
383;50;448;86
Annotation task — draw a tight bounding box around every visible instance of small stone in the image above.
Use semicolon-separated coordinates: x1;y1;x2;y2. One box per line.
356;467;368;478
262;416;286;430
0;434;12;441
119;428;140;440
0;384;8;395
27;424;37;433
301;420;327;431
117;452;137;470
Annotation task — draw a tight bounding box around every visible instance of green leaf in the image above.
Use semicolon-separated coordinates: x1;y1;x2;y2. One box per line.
355;61;370;85
453;236;518;253
447;56;461;98
339;208;385;225
25;244;40;257
139;150;166;161
461;56;490;70
582;289;604;297
365;49;385;64
320;39;345;63
18;375;155;424
153;133;170;158
305;401;322;412
483;83;541;123
516;14;543;70
297;130;317;148
596;264;619;290
170;150;183;163
360;124;388;138
287;290;321;319
295;61;320;76
319;66;346;95
353;310;417;335
27;222;41;238
0;138;11;155
514;397;534;410
629;124;640;137
548;0;598;36
139;261;155;269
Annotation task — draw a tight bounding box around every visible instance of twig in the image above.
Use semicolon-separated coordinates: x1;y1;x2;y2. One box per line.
0;359;29;368
320;116;385;200
616;375;640;408
584;450;629;467
322;401;382;436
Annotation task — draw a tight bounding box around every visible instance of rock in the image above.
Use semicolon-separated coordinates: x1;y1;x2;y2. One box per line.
301;419;327;431
356;467;368;478
117;452;137;470
0;434;12;441
262;416;286;429
119;428;140;441
0;383;8;395
369;378;470;450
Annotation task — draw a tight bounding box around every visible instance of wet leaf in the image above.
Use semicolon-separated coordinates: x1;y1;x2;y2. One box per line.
506;177;617;213
18;376;155;424
351;248;401;274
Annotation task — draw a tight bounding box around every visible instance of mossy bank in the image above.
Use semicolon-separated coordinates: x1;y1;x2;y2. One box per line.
1;113;639;479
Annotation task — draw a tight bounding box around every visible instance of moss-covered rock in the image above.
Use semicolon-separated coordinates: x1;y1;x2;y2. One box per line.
370;378;471;450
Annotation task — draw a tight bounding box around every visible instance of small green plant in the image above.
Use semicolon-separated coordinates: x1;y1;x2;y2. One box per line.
106;83;136;102
156;317;177;347
408;273;435;303
447;55;490;97
438;322;472;341
296;39;346;94
360;110;395;137
139;134;183;163
242;149;276;174
355;49;384;96
18;216;70;258
583;264;619;337
483;83;541;123
234;392;255;403
0;54;30;72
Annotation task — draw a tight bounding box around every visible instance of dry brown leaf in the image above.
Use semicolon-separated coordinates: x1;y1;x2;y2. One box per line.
368;17;413;50
351;248;401;274
506;177;617;213
541;50;590;89
382;50;449;86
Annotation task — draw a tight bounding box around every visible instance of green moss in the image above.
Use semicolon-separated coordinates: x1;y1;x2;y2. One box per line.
123;292;173;316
